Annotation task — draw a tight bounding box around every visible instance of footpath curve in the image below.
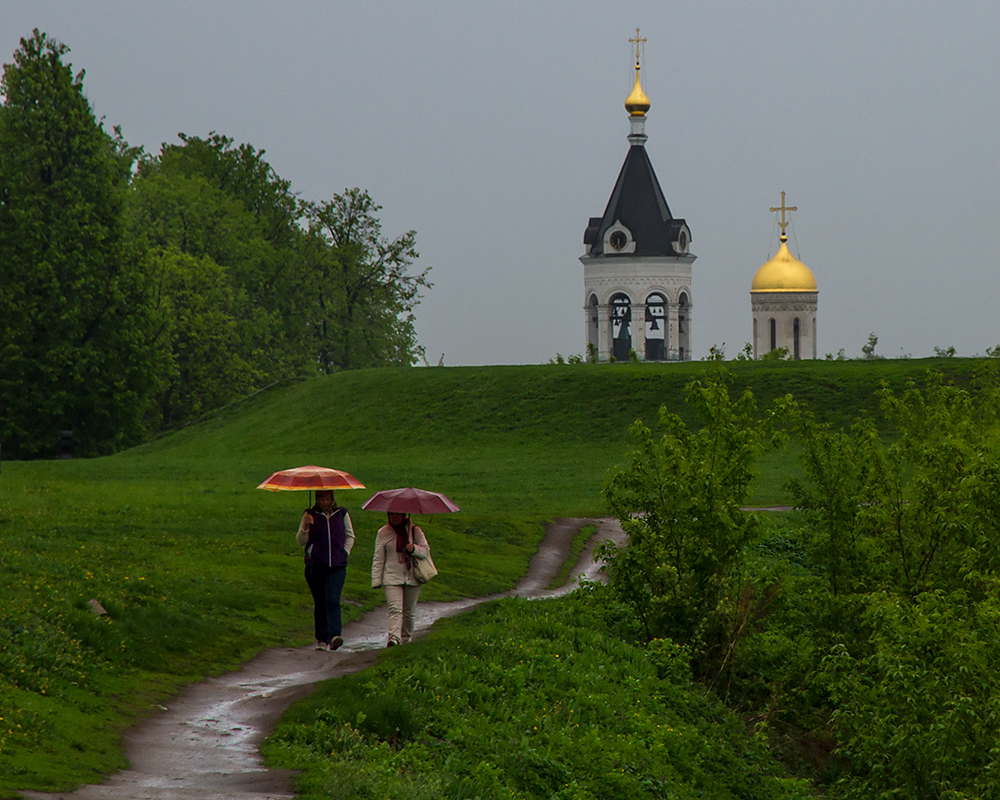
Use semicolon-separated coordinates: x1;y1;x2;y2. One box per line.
21;517;624;800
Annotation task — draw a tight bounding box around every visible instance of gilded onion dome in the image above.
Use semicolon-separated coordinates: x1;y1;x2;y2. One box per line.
751;234;817;292
625;63;650;116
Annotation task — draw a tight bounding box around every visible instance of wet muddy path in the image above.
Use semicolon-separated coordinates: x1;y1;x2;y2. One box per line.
21;518;623;800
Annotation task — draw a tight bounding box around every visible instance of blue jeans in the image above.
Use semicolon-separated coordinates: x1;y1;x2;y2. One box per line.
304;564;347;644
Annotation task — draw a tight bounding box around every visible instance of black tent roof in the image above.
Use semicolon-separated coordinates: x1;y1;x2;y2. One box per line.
584;143;690;257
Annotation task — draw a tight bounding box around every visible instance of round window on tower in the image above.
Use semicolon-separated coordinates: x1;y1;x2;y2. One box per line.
677;230;689;254
609;230;627;251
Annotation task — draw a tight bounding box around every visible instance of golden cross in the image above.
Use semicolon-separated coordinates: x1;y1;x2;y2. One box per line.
769;191;797;234
629;27;646;66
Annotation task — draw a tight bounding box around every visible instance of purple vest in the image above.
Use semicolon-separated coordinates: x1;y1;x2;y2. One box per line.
304;506;349;567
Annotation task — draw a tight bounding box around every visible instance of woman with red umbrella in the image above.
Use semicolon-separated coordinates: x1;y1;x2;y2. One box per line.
258;466;365;651
370;511;431;647
297;490;354;651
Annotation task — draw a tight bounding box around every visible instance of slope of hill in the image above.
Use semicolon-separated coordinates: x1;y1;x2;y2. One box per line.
104;357;973;512
0;357;979;794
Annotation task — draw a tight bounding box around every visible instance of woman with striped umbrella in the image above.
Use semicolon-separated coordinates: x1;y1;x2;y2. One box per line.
258;466;365;651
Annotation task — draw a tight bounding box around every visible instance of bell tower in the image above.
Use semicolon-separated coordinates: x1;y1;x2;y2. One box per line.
580;30;695;362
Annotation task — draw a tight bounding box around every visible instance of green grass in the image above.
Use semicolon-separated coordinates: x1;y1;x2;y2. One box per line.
263;590;815;800
0;357;984;795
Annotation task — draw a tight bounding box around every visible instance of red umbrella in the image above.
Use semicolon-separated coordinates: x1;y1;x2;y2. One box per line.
361;487;460;514
257;465;365;492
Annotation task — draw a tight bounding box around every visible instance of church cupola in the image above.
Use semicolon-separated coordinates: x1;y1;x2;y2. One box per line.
750;192;819;359
580;29;696;363
624;54;650;117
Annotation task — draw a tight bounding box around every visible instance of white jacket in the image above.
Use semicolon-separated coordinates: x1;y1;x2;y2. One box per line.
371;523;430;587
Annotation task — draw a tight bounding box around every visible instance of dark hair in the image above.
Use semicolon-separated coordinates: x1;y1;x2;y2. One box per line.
388;511;410;530
315;490;334;503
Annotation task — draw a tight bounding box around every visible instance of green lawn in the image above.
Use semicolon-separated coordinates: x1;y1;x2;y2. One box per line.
0;357;978;795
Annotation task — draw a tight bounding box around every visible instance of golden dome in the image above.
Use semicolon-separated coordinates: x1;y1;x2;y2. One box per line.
625;65;650;116
751;236;817;292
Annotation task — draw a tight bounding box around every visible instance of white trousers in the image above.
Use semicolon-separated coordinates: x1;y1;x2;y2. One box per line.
383;584;422;643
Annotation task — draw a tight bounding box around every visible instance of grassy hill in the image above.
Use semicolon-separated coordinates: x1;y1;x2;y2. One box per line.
96;356;974;509
0;356;979;794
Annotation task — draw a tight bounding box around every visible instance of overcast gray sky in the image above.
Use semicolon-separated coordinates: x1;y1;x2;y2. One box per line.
5;1;999;364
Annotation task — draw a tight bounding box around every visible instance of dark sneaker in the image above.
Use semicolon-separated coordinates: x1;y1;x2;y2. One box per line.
386;638;397;648
328;636;344;651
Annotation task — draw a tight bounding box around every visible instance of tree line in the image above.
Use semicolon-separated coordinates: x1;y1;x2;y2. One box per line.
0;30;431;458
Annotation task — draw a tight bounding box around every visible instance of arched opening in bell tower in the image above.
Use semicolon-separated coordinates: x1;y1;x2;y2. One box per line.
587;294;600;356
677;291;690;361
610;293;632;362
644;292;666;361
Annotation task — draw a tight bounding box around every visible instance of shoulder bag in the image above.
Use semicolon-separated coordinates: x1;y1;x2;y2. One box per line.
410;528;438;584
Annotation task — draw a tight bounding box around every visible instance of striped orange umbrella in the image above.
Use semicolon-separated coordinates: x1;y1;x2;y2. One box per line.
257;465;365;492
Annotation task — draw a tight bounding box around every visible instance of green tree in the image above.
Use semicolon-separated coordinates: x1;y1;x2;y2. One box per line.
789;367;1000;597
130;135;314;385
0;30;161;456
302;188;431;371
785;411;875;595
861;369;1000;594
860;332;878;359
143;250;256;427
127;169;269;271
599;370;789;678
129;141;433;420
147;133;302;251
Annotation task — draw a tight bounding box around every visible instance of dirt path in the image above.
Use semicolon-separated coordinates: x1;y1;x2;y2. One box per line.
20;518;623;800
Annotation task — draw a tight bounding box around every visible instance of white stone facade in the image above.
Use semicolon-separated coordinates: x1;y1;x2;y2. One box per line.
751;291;818;360
582;254;696;362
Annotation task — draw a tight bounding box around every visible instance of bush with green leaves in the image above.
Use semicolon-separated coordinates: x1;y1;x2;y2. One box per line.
789;364;1000;597
594;364;1000;796
598;369;790;680
778;365;1000;796
823;589;1000;799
